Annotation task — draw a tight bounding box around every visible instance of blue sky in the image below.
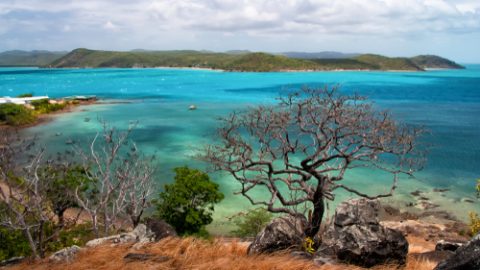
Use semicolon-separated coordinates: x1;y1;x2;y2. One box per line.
1;0;479;62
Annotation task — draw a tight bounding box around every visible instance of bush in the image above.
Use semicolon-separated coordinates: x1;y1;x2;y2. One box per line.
30;99;66;114
0;103;36;126
231;208;273;237
469;212;480;236
0;226;31;261
154;166;224;236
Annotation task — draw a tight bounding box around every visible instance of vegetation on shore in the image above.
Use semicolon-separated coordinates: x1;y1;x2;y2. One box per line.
47;48;464;71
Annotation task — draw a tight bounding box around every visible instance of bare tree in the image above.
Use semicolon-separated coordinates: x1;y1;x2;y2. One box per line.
74;121;155;237
0;130;52;259
205;87;424;237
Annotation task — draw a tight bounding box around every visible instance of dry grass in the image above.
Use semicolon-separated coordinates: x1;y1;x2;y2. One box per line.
9;236;439;270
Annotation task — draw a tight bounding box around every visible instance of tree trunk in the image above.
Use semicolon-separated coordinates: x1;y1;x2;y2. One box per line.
57;208;66;228
38;221;45;258
92;214;99;238
24;228;39;260
305;184;325;238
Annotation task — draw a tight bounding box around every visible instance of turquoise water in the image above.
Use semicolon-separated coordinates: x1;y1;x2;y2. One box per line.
1;66;480;232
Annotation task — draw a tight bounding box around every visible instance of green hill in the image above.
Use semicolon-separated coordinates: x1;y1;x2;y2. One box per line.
354;54;423;71
0;50;67;66
410;55;464;69
11;48;461;72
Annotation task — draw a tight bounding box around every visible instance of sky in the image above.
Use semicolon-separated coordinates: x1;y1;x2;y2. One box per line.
0;0;479;62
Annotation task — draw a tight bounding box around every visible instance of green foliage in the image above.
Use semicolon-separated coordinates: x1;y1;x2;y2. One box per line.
50;49;460;71
354;54;422;71
411;55;464;69
468;179;480;236
231;208;273;237
30;99;66;114
0;103;36;126
469;212;480;236
303;237;316;254
44;223;93;252
154;166;224;236
0;226;31;261
39;164;90;222
17;93;33;98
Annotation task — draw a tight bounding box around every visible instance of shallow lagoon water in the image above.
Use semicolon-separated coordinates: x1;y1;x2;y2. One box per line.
1;66;480;233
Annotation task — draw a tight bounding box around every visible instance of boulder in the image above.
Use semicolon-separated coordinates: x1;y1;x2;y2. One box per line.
247;215;307;255
0;256;24;267
49;245;82;263
435;240;464;252
317;199;408;267
145;218;177;241
435;233;480;270
86;224;154;248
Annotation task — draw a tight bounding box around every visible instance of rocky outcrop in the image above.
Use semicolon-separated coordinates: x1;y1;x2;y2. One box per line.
316;199;408;267
435;240;464;252
86;224;155;248
145;218;177;241
0;256;24;267
435;233;480;270
49;245;82;262
247;215;307;255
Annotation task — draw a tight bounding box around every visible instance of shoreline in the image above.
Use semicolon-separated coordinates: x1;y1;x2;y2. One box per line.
0;99;99;130
30;66;462;73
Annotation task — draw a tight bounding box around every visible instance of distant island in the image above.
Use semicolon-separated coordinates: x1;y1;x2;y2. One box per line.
0;49;465;71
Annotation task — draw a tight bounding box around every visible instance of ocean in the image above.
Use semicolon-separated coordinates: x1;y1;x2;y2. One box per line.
1;66;479;233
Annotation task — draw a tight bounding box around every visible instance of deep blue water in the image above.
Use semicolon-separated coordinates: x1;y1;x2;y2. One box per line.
1;66;479;228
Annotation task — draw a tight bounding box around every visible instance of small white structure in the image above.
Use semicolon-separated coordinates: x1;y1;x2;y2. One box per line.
0;96;49;105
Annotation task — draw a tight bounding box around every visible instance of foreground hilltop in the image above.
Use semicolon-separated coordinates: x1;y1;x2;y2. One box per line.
45;49;464;71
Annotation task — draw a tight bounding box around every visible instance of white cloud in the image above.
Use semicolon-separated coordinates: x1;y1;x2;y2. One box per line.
0;0;479;61
103;20;117;30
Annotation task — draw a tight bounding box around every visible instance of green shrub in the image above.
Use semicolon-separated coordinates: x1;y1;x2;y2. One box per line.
0;103;36;126
469;212;480;236
154;166;224;236
44;223;93;252
231;208;273;237
0;226;31;261
30;99;66;114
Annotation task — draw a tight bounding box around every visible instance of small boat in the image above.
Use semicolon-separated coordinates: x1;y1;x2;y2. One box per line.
189;105;197;110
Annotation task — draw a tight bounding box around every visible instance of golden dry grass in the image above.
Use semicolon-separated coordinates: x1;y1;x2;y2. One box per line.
10;236;439;270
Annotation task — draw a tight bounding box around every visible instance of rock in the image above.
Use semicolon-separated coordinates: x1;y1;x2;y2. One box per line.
290;251;313;260
435;240;464;252
433;188;450;193
145;218;177;241
86;224;154;248
132;223;155;243
461;198;475;204
0;256;24;267
411;190;423;196
49;245;82;263
123;253;171;263
317;199;408;267
247;215;307;255
416;200;439;210
435;233;480;270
